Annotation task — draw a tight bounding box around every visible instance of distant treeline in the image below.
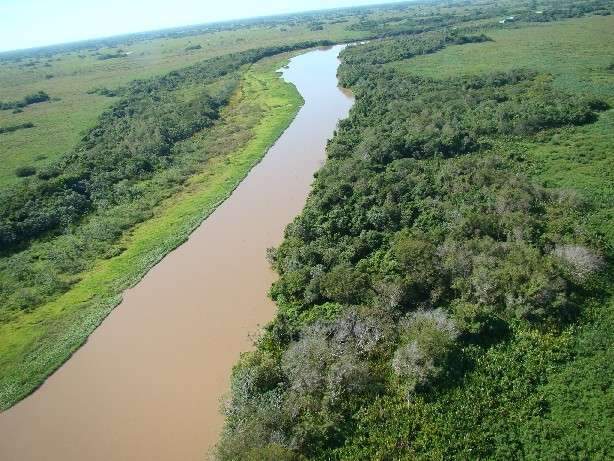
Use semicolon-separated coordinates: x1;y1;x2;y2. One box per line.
0;122;34;135
347;0;613;37
0;0;395;62
0;91;49;111
185;44;203;51
96;51;127;60
339;31;490;84
1;0;611;64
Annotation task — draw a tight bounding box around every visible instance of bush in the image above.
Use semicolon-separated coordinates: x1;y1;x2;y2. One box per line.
218;390;289;460
0;122;34;135
320;264;368;304
553;244;604;282
282;335;331;395
392;342;435;388
392;309;458;395
37;166;61;180
1;91;50;110
281;311;378;403
392;230;441;302
15;166;36;177
325;308;395;356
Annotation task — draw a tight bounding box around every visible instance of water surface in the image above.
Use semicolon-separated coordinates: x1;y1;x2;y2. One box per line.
0;45;353;461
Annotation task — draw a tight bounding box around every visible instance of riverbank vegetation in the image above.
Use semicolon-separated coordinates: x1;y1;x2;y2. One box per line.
0;2;612;457
217;7;614;460
0;44;313;409
0;0;432;410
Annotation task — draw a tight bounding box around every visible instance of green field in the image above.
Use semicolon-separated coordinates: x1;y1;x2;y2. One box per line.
395;15;614;97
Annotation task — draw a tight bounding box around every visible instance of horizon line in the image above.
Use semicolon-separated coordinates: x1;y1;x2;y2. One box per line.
0;0;410;55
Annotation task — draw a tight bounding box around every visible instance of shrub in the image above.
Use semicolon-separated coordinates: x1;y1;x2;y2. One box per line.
218;390;288;460
401;309;459;354
327;308;395;355
281;310;380;408
282;335;331;395
393;309;459;393
320;264;368;304
0;122;34;135
229;351;283;410
553;244;604;282
15;166;36;177
326;353;370;401
37;166;61;180
392;341;435;388
392;230;442;303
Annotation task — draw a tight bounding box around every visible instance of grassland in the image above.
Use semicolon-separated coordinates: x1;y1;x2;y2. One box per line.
393;15;614;98
0;52;303;410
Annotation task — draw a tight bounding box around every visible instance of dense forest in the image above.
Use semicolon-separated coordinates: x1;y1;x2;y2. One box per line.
216;7;613;460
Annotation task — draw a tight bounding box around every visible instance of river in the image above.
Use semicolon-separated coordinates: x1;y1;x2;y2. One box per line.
0;45;353;460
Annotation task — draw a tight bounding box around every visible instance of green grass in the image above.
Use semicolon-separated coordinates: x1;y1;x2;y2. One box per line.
527;111;614;248
393;16;614;93
0;53;304;410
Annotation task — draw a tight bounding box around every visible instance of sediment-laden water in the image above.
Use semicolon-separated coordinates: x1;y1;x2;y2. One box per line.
0;44;353;461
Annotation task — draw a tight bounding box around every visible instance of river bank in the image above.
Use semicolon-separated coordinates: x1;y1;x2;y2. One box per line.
0;45;353;460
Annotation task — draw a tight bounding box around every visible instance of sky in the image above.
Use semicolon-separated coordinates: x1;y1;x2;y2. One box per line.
0;0;394;52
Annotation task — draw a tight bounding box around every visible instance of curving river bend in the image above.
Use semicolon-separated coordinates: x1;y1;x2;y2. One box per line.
0;45;353;460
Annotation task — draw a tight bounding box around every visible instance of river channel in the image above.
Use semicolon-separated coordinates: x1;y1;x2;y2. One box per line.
0;44;353;461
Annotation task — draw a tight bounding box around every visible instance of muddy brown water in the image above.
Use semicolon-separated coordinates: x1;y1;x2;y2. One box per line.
0;45;353;461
